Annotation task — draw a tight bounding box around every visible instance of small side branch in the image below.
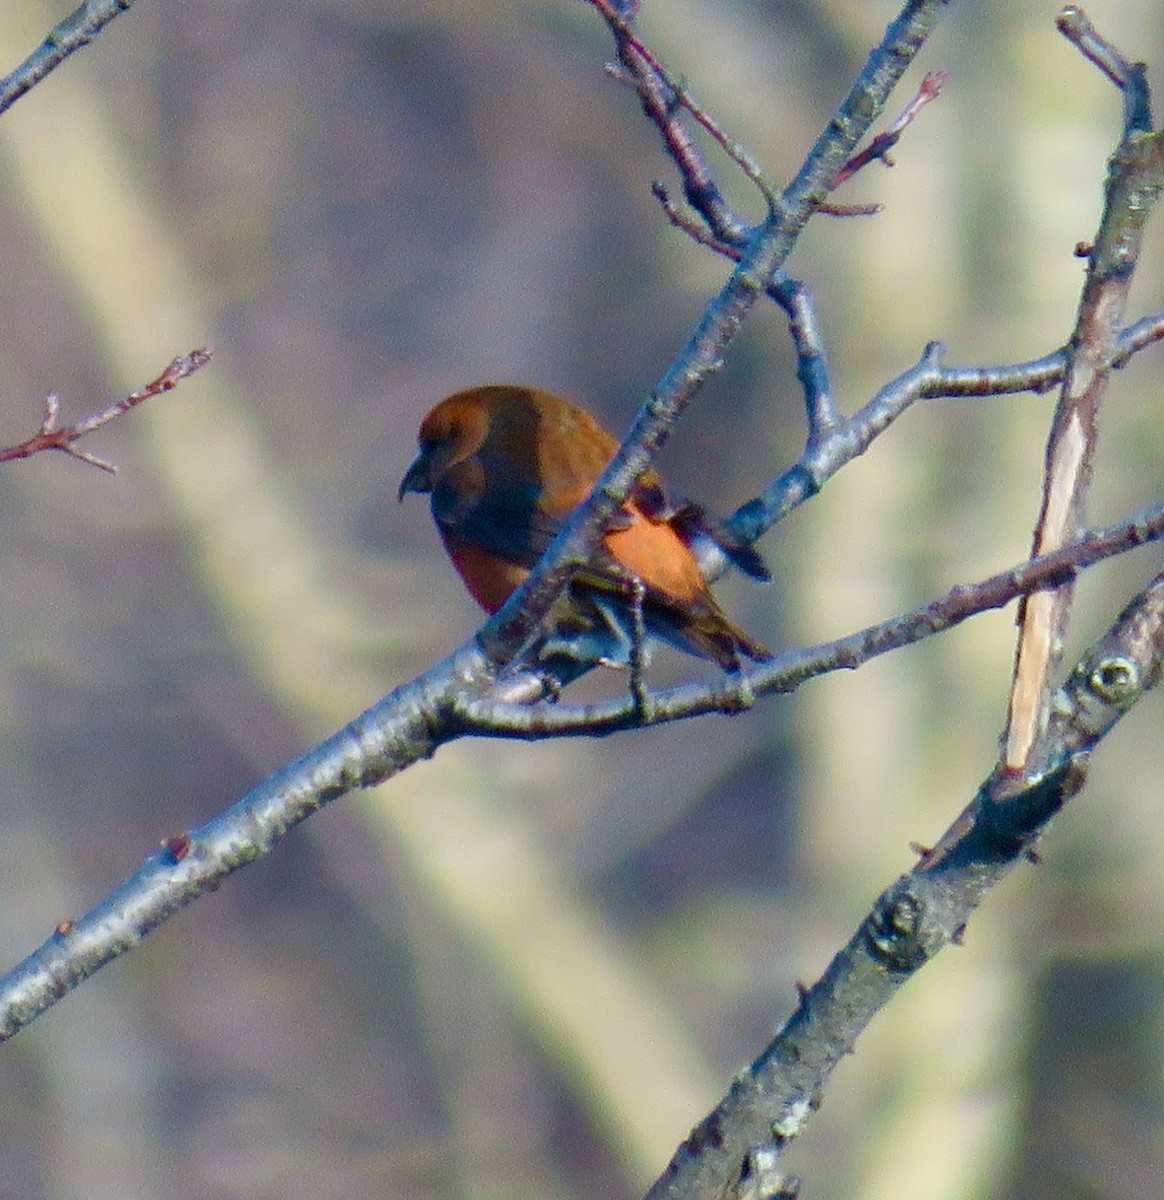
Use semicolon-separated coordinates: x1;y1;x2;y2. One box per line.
591;0;761;240
726;308;1164;558
1057;6;1139;97
0;349;211;474
832;69;950;191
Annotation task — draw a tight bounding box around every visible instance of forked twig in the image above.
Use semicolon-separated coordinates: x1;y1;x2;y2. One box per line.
0;348;212;473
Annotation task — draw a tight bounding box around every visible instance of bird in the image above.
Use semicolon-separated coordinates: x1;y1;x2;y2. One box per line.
398;384;771;671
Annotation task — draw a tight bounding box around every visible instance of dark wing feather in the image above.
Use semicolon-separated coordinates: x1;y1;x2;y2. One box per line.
430;455;564;568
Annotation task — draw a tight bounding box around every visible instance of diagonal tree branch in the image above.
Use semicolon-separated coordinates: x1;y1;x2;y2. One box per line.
643;570;1164;1200
478;0;950;668
454;501;1164;734
0;0;141;118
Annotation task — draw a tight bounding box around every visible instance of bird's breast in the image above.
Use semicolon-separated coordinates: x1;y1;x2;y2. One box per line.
440;533;532;613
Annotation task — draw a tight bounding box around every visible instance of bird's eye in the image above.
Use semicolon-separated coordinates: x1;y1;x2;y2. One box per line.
425;418;457;449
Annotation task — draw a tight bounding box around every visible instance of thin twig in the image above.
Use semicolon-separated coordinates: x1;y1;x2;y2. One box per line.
627;577;652;718
1056;6;1133;90
0;349;212;473
769;276;840;442
833;69;950;189
592;0;758;240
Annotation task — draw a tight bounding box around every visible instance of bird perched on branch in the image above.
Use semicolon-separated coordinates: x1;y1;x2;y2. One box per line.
399;384;771;672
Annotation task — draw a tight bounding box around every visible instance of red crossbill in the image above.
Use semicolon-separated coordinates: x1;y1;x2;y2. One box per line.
399;384;770;671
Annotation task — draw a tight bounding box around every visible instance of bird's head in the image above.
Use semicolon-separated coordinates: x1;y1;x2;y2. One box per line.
398;391;494;501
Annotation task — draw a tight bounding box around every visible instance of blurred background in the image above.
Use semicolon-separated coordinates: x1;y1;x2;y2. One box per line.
0;1;1160;1197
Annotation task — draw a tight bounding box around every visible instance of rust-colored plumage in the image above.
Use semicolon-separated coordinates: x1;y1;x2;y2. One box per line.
399;384;770;670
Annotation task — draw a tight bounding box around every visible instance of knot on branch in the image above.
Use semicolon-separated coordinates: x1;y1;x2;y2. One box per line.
1083;653;1143;703
864;885;931;972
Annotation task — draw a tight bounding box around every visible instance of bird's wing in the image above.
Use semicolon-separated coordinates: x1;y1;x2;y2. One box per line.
430;457;564;568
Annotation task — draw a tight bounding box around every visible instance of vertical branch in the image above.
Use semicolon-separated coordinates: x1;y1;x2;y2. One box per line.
1004;10;1164;774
